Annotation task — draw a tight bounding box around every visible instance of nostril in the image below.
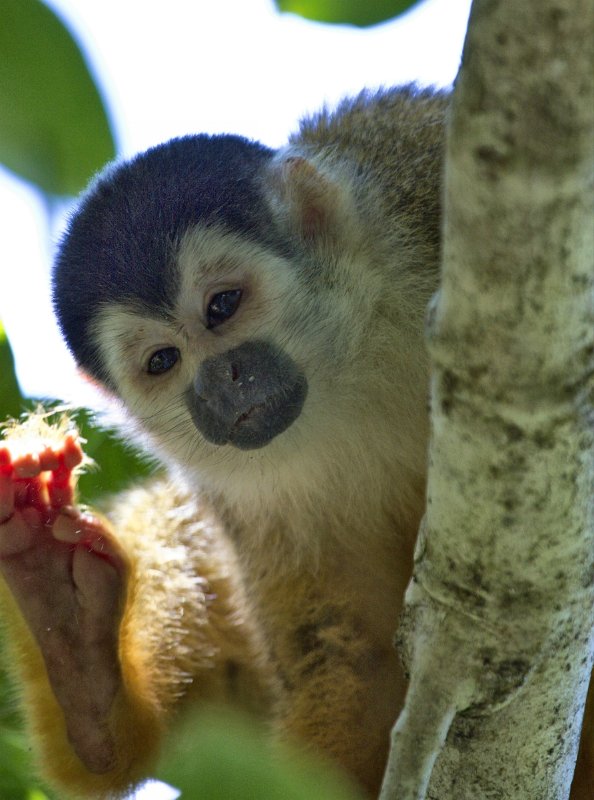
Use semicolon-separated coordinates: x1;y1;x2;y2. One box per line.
230;363;240;382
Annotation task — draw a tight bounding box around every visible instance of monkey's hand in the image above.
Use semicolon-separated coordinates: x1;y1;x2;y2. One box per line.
0;429;130;774
0;416;163;797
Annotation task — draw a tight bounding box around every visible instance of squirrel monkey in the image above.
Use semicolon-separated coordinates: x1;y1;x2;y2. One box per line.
0;85;592;799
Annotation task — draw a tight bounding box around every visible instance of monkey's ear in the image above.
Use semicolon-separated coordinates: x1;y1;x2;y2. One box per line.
265;154;357;246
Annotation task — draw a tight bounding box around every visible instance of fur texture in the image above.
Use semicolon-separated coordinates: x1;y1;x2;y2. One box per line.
1;86;591;799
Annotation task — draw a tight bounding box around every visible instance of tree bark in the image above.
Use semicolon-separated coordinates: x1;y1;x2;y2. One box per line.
380;1;594;798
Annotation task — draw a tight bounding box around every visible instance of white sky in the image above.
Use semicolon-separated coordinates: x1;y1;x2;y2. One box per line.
0;3;471;796
0;0;471;405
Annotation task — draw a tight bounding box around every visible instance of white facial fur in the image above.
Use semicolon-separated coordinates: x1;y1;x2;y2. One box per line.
92;222;430;534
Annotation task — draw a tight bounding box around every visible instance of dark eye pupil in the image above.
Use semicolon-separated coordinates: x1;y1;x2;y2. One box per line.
207;289;242;329
147;347;179;375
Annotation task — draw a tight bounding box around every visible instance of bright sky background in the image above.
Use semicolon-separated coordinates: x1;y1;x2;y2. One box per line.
0;2;471;796
0;0;471;407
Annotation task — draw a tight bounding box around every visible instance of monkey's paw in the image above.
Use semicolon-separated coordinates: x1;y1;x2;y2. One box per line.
0;415;129;773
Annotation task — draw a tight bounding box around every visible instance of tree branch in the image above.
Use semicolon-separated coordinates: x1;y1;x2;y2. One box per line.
381;0;594;797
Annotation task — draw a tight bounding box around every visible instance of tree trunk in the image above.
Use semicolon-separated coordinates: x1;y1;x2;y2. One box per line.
380;0;594;798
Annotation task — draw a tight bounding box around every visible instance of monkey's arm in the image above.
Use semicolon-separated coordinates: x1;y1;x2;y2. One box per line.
0;421;270;799
245;547;412;798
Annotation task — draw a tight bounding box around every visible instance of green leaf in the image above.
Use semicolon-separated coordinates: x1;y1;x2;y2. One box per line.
0;725;34;800
158;708;364;800
0;324;25;419
28;791;51;800
73;408;156;504
0;700;53;799
0;0;116;195
274;0;422;27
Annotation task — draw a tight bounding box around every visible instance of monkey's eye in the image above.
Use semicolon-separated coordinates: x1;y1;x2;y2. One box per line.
146;347;180;375
206;289;242;329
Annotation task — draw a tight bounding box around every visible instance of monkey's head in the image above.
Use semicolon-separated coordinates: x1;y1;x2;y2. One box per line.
53;132;435;513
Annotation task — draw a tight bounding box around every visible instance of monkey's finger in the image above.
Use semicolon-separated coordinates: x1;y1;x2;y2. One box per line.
0;471;15;524
48;477;75;509
0;508;40;558
52;508;84;543
38;445;61;472
0;447;10;474
12;453;41;479
22;474;50;513
62;435;84;470
47;437;83;508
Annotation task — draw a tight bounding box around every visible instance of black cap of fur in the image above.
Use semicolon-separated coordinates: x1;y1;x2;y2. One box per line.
53;134;278;386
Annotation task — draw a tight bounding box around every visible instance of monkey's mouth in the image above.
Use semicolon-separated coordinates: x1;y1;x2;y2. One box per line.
225;380;308;450
187;376;308;452
233;401;267;428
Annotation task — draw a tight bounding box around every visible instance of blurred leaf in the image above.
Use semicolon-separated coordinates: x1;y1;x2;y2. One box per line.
0;0;116;195
0;725;33;800
158;708;363;800
73;408;156;503
274;0;421;27
0;704;53;800
0;323;25;419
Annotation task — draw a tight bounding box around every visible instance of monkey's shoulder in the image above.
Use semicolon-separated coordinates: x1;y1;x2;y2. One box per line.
290;84;449;167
